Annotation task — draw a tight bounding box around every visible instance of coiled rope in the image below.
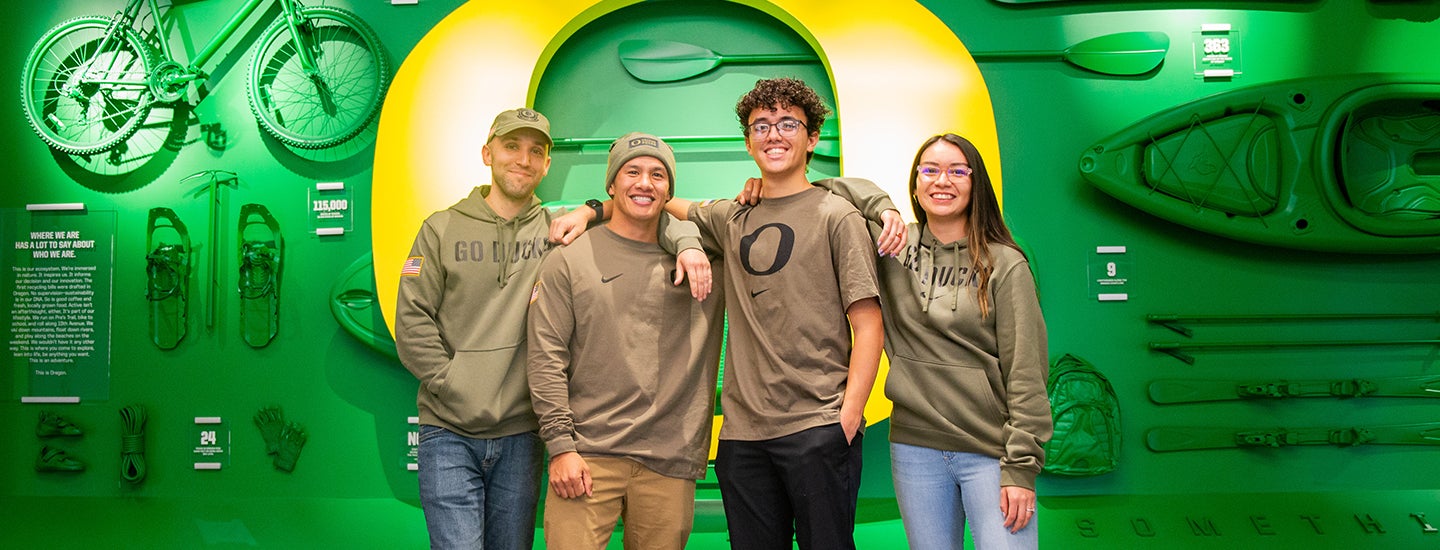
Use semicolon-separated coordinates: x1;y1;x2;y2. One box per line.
119;404;148;483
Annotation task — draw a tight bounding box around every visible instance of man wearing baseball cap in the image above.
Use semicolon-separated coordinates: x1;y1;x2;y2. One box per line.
528;133;725;549
397;113;707;549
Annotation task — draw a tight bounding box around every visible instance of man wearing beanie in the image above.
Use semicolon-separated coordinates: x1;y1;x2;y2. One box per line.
396;112;706;549
527;133;726;549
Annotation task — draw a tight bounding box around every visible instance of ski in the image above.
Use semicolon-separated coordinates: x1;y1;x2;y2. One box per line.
1148;375;1440;404
1146;422;1440;452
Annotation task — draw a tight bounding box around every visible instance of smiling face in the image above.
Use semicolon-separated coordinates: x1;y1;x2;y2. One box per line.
481;128;551;203
744;104;818;179
913;138;973;226
608;155;671;225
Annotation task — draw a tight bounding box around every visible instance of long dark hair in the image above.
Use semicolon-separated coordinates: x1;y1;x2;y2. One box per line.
907;133;1021;318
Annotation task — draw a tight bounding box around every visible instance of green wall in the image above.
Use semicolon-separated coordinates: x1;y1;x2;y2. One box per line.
3;1;1439;548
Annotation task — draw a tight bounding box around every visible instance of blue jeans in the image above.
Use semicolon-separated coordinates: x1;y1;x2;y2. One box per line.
890;442;1038;550
417;426;542;550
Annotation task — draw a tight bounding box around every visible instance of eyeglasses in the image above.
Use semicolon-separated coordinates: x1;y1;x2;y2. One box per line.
748;118;807;138
917;165;973;181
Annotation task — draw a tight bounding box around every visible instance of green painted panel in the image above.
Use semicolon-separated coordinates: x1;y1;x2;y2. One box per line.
533;0;839;204
3;0;1440;548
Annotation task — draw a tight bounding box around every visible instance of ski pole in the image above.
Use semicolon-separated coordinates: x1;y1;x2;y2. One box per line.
1147;312;1440;337
1149;338;1440;364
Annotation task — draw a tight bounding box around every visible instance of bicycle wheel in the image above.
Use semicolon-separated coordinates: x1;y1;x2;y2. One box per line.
20;16;155;155
247;6;389;149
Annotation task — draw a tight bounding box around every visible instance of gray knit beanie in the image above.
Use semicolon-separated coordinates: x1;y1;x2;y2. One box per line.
606;132;676;195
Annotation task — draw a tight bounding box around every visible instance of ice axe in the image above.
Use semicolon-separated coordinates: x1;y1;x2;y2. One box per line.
181;170;239;329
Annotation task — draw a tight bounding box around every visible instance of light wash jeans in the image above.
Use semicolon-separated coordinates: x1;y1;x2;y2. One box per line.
891;442;1039;550
417;426;542;549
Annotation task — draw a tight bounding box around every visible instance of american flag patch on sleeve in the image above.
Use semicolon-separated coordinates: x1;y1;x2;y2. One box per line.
401;256;424;276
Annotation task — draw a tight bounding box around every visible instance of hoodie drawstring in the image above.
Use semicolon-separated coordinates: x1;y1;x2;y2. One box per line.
920;243;934;314
496;217;515;288
918;231;966;313
951;243;963;312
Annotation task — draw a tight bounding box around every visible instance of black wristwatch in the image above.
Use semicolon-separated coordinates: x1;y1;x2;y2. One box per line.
585;199;604;224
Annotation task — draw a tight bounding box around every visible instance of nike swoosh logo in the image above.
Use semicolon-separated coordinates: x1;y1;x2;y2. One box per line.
601;274;622;283
750;289;768;299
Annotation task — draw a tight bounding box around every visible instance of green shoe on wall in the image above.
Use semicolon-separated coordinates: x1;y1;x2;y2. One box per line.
36;446;85;472
36;411;82;438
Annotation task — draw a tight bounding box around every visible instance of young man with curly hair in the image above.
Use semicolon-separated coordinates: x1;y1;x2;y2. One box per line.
549;78;883;549
670;77;883;549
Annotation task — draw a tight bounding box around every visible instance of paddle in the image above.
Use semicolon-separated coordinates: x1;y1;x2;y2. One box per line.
970;31;1169;76
619;39;819;83
553;133;841;160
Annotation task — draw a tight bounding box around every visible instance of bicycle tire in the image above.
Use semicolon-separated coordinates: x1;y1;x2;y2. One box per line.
20;16;156;155
247;6;389;149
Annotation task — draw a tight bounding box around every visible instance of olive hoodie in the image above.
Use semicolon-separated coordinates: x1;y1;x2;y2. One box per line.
395;186;555;439
816;178;1052;489
395;186;701;439
880;227;1051;490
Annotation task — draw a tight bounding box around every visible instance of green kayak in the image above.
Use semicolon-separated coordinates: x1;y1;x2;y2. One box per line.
1079;74;1440;254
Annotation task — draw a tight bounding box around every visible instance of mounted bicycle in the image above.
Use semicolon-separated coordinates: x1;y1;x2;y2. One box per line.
20;0;389;154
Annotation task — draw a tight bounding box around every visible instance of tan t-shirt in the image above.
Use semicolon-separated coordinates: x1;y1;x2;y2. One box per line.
689;187;879;440
527;226;725;480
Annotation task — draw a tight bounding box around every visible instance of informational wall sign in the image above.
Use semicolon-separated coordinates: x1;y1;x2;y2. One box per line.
309;182;353;235
406;416;419;471
193;416;230;470
1194;23;1242;79
3;209;115;402
1090;245;1131;302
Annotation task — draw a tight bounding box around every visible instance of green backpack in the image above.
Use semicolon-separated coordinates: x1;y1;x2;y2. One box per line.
1042;354;1121;476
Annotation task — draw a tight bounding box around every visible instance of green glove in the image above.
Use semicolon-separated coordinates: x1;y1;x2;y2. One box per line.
274;421;308;473
254;406;285;455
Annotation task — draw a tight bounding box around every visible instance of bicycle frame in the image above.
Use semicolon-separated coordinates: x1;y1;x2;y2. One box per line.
23;0;388;153
131;0;321;87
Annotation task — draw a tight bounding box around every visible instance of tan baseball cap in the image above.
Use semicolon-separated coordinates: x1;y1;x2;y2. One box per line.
487;108;551;144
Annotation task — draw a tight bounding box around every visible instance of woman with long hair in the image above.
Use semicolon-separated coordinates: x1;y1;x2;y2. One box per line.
741;132;1051;548
879;133;1051;549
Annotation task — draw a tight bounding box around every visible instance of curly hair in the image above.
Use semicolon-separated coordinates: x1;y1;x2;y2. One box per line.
735;78;831;162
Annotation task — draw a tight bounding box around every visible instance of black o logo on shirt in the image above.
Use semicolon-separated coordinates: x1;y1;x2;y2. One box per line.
739;223;795;276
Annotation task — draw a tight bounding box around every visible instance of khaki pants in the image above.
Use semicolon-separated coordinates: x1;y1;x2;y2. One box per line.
543;456;695;550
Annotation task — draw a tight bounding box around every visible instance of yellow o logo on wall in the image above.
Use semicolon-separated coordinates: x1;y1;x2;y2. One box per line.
373;0;1000;442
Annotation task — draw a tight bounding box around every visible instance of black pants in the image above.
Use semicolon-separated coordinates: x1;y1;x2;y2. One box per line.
715;423;864;550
